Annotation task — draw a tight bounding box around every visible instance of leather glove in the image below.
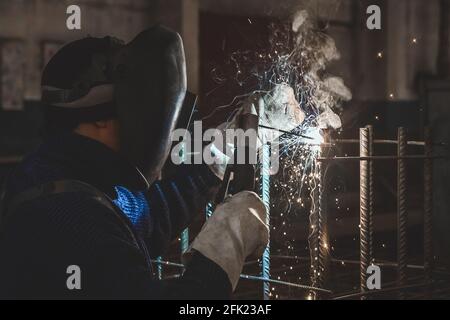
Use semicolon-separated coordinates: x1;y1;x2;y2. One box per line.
183;191;269;290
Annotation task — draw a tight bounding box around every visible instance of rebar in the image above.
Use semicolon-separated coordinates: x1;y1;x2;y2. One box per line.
367;125;374;263
307;146;330;299
149;259;333;293
260;143;271;300
180;144;189;256
359;128;370;297
424;127;433;297
156;256;163;280
334;281;432;300
318;151;330;298
317;155;441;161
180;229;189;254
397;127;408;299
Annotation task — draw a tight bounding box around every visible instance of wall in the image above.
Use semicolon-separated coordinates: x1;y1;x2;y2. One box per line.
0;0;155;100
0;0;202;100
200;0;447;101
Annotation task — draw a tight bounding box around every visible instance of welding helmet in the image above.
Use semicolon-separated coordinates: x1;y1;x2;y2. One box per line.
41;25;187;184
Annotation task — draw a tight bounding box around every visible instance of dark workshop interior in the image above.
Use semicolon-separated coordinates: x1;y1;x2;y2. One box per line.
0;0;450;300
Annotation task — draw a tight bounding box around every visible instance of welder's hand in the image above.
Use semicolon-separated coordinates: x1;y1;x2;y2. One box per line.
183;191;269;290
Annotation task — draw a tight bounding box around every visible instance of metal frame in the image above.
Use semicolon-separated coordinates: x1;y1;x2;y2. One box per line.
144;126;438;299
315;126;436;299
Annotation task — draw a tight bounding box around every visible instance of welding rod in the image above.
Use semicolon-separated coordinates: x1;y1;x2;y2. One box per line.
258;124;315;140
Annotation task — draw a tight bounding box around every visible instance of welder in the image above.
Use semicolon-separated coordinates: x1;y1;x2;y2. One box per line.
0;26;300;299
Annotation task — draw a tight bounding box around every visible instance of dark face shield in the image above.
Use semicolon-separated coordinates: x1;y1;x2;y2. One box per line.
113;26;187;184
41;26;188;185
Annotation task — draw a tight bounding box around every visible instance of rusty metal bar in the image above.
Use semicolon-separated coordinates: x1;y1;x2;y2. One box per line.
424;127;434;297
397;127;408;299
367;125;374;263
360;127;370;298
308;148;331;299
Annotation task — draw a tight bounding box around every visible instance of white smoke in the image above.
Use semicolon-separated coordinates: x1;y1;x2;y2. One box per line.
239;9;351;133
291;9;351;130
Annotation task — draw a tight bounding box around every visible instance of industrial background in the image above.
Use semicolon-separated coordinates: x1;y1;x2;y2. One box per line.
0;0;450;299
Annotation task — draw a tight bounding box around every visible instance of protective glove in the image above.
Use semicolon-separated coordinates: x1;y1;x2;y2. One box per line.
206;84;305;180
183;191;269;290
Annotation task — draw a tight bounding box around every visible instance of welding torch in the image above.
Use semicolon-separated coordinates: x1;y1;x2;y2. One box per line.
215;112;259;204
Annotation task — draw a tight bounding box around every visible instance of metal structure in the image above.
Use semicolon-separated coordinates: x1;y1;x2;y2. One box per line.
316;126;437;299
260;143;271;300
397;128;408;299
359;127;371;297
0;123;442;299
78;124;436;299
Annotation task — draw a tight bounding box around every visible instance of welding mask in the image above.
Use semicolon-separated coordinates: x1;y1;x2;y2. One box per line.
41;25;187;184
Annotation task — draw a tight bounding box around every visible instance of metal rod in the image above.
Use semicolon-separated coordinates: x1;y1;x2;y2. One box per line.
180;229;189;254
367;126;374;264
317;155;442;161
359;128;370;298
258;124;315;140
156;256;163;280
327;139;427;146
180;145;189;257
258;125;442;147
151;259;184;268
308;148;322;299
397;127;408;299
260;143;271;300
240;274;332;294
333;281;432;300
424;127;434;298
331;258;425;270
317;146;330;298
149;259;332;293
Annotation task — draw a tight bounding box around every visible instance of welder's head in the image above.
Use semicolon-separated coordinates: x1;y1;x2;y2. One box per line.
41;25;187;184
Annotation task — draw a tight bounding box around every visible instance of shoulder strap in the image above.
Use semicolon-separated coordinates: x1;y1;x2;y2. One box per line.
2;180;140;248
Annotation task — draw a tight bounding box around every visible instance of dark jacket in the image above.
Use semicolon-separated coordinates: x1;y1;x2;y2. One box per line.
0;133;229;299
